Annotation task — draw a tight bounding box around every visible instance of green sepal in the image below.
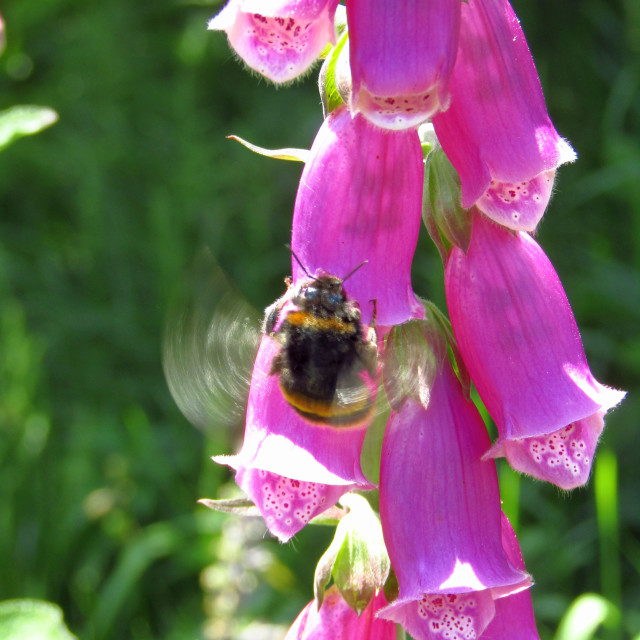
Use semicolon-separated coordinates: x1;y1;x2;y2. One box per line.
314;494;389;614
420;124;471;261
200;497;346;526
226;135;309;162
198;497;261;517
319;30;349;118
0;106;58;153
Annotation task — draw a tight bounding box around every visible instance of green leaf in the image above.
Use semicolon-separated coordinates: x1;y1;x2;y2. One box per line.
226;135;309;162
0;599;77;640
0;106;58;152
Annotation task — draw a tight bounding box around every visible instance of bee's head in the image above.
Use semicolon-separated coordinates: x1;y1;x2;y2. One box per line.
286;245;367;311
299;276;346;311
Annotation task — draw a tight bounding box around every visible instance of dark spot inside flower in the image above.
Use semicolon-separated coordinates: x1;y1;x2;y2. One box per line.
509;190;517;198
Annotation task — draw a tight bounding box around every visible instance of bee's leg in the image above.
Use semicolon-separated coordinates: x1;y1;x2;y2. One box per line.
262;298;285;335
358;299;378;377
262;277;294;335
269;351;285;376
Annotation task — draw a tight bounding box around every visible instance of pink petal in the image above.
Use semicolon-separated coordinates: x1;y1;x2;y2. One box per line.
382;590;496;640
291;107;424;327
217;462;353;542
209;0;339;83
482;514;541;639
221;337;374;486
346;0;460;129
379;365;527;598
445;213;625;486
488;412;605;490
286;587;395;640
432;0;575;231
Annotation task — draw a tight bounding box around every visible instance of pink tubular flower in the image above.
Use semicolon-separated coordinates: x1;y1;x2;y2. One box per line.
291;106;424;327
214;337;372;542
378;349;530;640
346;0;460;130
432;0;576;232
445;212;625;489
208;0;339;83
215;106;424;540
285;586;395;640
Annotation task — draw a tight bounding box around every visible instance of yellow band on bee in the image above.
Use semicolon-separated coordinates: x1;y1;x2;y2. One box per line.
279;384;372;424
285;311;356;334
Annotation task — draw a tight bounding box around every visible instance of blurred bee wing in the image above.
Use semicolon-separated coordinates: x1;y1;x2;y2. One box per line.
162;262;262;432
334;368;391;418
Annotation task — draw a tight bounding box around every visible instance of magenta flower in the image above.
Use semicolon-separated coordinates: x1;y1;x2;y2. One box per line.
214;106;424;540
208;0;339;84
346;0;460;130
445;212;625;489
285;586;395;639
432;0;576;232
291;106;424;328
214;337;372;542
378;342;529;640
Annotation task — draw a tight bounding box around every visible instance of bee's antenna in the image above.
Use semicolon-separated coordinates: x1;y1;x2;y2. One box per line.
285;244;315;280
342;259;368;283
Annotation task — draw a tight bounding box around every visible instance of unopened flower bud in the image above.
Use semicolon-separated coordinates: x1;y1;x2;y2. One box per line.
314;493;389;615
421;124;471;259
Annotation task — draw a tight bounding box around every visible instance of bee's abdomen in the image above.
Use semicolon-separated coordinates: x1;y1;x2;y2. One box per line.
277;310;371;426
278;379;373;426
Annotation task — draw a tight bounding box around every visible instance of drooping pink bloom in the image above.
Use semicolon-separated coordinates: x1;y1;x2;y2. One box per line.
208;0;339;84
378;349;530;640
215;106;424;540
291;105;424;327
432;0;576;232
285;586;395;640
346;0;460;130
445;212;625;489
214;337;372;542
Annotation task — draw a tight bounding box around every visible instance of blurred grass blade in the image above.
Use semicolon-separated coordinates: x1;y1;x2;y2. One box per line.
0;599;77;639
226;135;309;162
0;106;58;151
554;593;617;640
594;448;621;615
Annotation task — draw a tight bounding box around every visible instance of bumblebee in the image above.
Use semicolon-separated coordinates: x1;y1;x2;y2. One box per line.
163;251;378;432
263;256;378;427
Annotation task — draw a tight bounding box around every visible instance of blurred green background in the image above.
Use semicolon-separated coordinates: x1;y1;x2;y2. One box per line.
0;0;638;639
